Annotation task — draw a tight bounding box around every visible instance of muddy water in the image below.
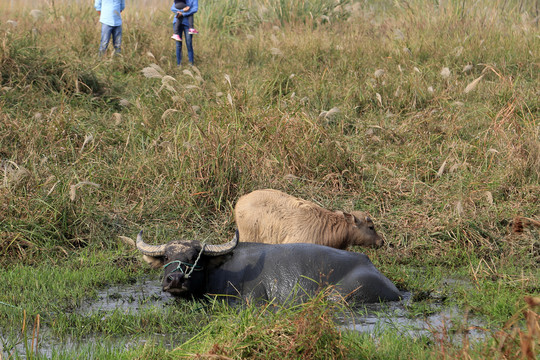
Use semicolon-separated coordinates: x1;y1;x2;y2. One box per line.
338;292;488;342
1;276;176;358
2;278;488;358
79;279;487;343
78;275;174;314
1;330;177;359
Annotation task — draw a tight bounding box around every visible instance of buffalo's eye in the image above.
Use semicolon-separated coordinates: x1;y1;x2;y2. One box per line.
163;255;169;262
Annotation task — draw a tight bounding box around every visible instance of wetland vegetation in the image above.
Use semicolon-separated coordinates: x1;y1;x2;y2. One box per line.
0;0;539;358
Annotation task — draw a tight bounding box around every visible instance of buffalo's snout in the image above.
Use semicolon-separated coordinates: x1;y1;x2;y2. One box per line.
163;272;185;291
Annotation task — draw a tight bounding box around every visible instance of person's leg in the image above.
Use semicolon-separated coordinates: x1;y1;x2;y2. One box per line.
176;25;183;65
173;19;181;35
183;25;194;65
187;15;199;34
99;23;113;56
173;1;187;35
111;25;122;54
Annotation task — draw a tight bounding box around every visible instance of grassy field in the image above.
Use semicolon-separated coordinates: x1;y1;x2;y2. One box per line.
1;0;539;358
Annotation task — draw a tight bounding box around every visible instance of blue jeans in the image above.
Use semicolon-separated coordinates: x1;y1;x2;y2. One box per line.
175;23;194;65
99;23;122;56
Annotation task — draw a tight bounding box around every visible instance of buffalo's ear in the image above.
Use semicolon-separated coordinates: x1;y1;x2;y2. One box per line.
142;254;165;269
343;212;356;224
351;213;366;227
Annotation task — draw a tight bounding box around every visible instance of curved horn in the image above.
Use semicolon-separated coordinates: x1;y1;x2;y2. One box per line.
136;231;167;256
203;230;239;256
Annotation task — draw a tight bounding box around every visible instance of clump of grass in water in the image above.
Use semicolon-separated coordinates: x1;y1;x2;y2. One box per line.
170;289;350;359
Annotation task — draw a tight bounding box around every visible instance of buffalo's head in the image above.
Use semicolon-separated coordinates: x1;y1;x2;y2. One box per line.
344;211;384;248
136;230;239;297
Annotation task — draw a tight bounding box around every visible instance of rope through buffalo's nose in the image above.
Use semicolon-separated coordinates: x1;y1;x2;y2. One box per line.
162;244;206;279
185;244;205;278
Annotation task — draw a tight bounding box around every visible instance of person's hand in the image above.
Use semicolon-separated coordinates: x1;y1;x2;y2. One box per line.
176;11;183;18
182;6;190;11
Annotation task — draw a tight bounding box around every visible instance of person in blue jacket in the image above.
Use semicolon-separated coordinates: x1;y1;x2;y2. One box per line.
171;0;198;41
95;0;125;56
171;0;198;66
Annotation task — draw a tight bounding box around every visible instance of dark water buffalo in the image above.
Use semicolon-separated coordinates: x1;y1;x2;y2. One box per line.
136;230;401;304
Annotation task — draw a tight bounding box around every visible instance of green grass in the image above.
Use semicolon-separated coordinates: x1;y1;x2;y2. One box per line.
1;0;539;358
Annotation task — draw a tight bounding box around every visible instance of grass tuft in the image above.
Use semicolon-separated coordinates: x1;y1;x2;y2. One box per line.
173;291;349;359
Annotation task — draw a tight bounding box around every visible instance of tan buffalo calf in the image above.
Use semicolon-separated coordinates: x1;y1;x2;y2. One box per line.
234;189;383;249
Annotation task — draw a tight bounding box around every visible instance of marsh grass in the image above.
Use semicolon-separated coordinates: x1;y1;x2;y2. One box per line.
168;290;351;359
1;0;539;358
426;296;540;359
